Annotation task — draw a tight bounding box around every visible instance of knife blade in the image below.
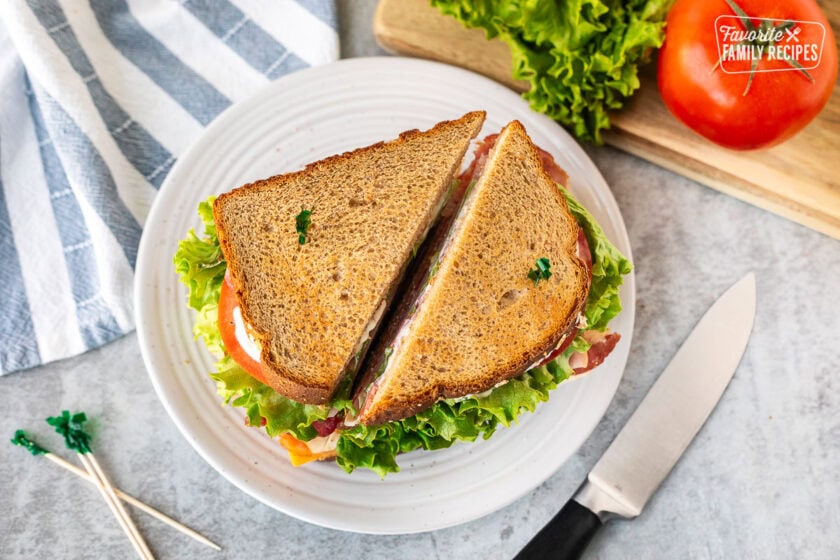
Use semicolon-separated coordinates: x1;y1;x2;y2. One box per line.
515;272;756;560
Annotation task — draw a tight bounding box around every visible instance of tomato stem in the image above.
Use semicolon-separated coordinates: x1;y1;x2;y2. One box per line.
782;55;815;83
724;0;755;32
718;0;816;95
743;57;759;96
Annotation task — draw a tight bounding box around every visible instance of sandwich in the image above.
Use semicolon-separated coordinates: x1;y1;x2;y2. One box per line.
174;114;631;476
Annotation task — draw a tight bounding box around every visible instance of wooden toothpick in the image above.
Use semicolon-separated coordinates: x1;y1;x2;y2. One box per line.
12;430;220;551
46;412;154;560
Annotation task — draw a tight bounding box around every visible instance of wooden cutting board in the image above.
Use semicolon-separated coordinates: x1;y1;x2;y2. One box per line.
374;0;840;240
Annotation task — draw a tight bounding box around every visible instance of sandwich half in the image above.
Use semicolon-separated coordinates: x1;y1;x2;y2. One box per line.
211;111;485;404
355;120;590;425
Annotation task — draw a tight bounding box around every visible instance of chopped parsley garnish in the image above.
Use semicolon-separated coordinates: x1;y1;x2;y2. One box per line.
528;257;552;286
295;208;312;245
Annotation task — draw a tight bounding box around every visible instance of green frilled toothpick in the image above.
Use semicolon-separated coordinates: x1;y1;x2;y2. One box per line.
46;410;92;453
11;430;48;455
47;411;154;560
10;427;220;551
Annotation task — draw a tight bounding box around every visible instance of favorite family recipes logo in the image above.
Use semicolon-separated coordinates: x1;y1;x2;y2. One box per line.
714;14;827;75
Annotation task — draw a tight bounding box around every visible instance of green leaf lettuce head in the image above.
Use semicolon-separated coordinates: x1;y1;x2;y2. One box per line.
430;0;673;143
175;190;630;476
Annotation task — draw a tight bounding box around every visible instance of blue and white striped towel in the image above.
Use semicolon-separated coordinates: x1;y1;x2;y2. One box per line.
0;1;339;374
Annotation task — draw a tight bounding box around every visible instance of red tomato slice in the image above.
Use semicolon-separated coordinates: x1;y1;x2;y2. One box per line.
218;272;268;384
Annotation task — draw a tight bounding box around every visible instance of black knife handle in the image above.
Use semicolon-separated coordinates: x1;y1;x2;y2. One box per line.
514;499;603;560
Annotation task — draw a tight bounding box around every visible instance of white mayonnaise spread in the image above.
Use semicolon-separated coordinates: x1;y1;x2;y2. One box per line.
233;306;262;362
449;379;509;403
352;299;387;361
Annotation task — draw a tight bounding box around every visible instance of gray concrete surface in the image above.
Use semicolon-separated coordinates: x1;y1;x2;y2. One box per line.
2;1;839;558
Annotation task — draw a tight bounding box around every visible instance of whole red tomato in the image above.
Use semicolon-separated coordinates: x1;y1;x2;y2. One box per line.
658;0;837;150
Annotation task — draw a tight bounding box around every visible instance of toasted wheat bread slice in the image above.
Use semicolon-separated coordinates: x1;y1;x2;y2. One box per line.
214;111;486;404
358;120;589;425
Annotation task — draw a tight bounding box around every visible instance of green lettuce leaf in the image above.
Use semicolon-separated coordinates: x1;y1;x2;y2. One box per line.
212;356;329;441
173;197;227;354
431;0;673;143
174;198;226;312
563;188;633;331
193;304;224;357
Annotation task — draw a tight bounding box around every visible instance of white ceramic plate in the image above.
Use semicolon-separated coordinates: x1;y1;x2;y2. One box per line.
135;57;635;534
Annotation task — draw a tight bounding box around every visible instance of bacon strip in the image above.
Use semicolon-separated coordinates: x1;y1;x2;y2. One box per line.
312;415;342;437
577;230;592;272
569;331;621;375
537;146;570;187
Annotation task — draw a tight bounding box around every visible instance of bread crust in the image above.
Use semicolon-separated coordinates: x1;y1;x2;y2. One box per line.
213;112;486;404
215;112;486;207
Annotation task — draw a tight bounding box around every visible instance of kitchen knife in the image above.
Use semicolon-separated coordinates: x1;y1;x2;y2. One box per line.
515;272;756;560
